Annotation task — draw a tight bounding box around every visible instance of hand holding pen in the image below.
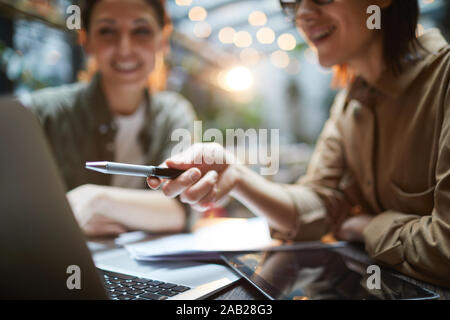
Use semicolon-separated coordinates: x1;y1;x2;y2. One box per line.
86;144;238;211
146;144;237;211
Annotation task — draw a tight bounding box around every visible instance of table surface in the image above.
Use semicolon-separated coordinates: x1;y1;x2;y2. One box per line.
88;235;449;301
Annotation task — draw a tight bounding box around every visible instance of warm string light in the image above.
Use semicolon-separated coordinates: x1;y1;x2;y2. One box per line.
256;27;275;44
218;27;236;44
234;31;252;48
277;33;297;51
218;66;253;92
189;6;207;21
193;22;212;38
175;0;192;6
248;11;267;26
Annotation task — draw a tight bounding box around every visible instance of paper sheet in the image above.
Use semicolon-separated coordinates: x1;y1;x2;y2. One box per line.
125;217;281;261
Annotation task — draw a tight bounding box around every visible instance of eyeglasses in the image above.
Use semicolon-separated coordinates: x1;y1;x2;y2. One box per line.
279;0;334;21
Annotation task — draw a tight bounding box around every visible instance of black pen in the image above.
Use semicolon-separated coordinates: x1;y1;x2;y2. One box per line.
85;161;184;179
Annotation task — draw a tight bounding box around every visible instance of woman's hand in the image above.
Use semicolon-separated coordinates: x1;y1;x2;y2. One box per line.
66;184;127;237
147;143;240;211
336;213;374;242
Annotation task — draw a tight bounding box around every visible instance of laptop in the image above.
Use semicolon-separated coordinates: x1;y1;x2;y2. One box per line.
0;97;239;300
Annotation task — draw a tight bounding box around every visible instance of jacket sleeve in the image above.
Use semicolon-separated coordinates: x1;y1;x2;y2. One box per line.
362;86;450;288
24;87;80;190
271;90;353;241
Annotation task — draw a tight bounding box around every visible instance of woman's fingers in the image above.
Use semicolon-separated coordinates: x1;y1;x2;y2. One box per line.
96;223;127;237
161;167;202;198
147;144;236;208
196;172;232;209
147;159;189;190
147;176;162;189
146;162;201;191
187;166;236;210
166;158;198;170
191;202;211;212
179;170;218;204
82;214;127;237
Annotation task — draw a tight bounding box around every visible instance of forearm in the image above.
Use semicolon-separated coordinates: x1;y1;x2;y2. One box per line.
94;186;186;233
230;164;297;234
363;210;450;287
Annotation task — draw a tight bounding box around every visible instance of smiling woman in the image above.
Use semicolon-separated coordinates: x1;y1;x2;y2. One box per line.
80;0;173;108
148;0;450;288
25;0;197;237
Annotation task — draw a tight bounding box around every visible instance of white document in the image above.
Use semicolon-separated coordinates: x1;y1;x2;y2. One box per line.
125;217;281;261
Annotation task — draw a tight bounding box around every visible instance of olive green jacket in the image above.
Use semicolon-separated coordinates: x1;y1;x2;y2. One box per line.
26;73;196;191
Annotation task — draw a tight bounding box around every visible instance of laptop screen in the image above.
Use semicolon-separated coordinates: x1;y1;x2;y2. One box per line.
221;248;439;300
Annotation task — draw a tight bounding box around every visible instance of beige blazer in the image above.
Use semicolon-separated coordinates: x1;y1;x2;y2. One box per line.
274;29;450;288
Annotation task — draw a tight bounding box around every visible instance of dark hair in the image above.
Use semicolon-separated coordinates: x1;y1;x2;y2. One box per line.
81;0;170;31
332;0;422;87
381;0;421;74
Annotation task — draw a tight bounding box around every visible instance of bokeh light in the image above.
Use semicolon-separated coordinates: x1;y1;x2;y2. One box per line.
234;31;253;48
189;6;207;21
278;33;297;51
218;27;236;44
175;0;192;6
256;27;275;44
223;66;253;92
248;11;267;26
193;22;212;38
270;50;290;68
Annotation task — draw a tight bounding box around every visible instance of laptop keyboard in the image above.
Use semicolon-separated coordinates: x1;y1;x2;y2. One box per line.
100;270;191;300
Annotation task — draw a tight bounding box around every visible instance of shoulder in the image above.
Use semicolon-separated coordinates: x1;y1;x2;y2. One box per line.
421;41;450;116
150;91;196;122
423;44;450;79
26;81;88;119
419;30;450;88
151;91;194;111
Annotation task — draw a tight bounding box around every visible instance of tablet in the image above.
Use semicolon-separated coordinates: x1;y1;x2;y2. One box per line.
221;248;439;300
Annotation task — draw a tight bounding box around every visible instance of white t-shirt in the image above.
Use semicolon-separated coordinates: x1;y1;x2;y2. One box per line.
111;103;147;188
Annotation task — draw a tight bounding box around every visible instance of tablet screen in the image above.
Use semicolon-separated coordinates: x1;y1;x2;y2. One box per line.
221;248;439;300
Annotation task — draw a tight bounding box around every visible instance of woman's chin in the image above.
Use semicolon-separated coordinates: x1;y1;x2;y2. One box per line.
107;72;148;88
317;55;338;69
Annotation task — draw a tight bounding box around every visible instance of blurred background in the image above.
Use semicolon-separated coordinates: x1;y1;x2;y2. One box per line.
0;0;449;218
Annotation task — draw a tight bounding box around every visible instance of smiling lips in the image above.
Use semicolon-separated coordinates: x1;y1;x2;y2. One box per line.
306;25;337;45
112;61;142;73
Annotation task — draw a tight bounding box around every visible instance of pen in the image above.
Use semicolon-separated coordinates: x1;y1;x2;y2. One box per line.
85;161;184;179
